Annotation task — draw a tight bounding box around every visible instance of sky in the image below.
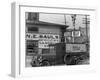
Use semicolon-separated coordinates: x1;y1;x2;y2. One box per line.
39;13;90;29
26;12;90;29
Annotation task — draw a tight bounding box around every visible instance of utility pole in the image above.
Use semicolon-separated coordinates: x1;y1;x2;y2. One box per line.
64;14;67;25
82;15;90;43
71;14;76;43
61;14;68;43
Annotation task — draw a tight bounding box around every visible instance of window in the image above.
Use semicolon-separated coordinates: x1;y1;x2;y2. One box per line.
26;40;38;56
28;27;38;33
28;12;39;21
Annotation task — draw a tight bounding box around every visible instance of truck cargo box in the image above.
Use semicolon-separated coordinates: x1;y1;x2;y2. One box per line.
55;43;66;65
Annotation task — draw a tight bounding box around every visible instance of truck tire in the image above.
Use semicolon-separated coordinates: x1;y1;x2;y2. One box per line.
64;54;79;65
69;56;79;65
76;55;89;65
40;60;50;66
64;54;72;65
80;55;88;60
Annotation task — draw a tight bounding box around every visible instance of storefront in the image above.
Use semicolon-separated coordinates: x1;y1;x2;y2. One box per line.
25;13;90;67
26;20;68;56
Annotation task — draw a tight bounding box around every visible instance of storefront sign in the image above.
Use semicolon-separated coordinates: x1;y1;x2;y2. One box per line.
26;33;39;40
26;33;60;48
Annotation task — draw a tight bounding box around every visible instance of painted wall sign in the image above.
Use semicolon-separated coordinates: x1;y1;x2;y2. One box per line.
26;33;60;48
26;33;39;40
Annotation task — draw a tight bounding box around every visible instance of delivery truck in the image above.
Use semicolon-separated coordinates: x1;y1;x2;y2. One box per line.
31;42;89;66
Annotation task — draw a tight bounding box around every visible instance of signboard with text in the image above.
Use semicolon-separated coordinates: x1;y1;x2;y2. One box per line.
66;44;86;52
26;33;60;48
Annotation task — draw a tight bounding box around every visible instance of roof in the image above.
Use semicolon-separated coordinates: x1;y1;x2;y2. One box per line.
26;20;69;28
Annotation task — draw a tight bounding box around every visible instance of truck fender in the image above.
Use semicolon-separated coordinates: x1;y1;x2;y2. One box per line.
40;60;50;66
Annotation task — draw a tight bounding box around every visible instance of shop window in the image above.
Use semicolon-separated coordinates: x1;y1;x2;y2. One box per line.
26;40;38;56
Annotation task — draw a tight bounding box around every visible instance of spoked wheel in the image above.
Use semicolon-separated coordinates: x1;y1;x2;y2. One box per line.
40;60;50;66
31;61;37;67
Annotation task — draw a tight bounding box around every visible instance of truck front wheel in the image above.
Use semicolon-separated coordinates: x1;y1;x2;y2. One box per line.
40;60;50;66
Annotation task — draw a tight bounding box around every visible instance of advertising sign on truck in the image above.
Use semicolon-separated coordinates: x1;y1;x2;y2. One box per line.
66;44;86;52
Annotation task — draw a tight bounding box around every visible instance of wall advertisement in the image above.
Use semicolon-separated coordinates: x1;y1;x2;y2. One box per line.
26;33;60;48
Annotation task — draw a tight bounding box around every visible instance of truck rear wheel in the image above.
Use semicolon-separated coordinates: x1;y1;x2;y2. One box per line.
64;54;72;65
64;54;79;65
70;56;79;65
76;55;89;65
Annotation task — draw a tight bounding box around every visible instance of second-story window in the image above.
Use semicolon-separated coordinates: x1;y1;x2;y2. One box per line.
28;12;39;21
28;27;38;33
